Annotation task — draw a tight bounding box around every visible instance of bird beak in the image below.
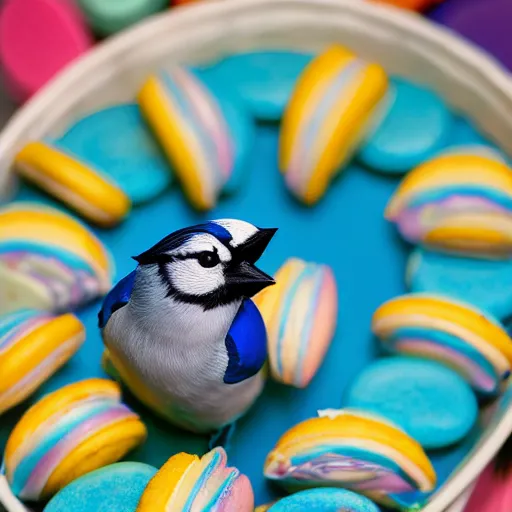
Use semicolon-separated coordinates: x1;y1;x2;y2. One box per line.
225;261;275;297
236;228;278;264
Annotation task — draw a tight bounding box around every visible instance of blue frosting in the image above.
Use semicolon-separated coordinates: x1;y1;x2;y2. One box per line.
98;270;136;329
195;51;314;122
11;400;119;495
358;78;452;173
56;104;172;205
345;357;478;449
43;462;157;512
408;248;512;321
223;299;267;384
267;488;380;512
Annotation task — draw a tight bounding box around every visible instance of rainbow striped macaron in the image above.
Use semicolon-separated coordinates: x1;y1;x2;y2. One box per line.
254;257;337;388
3;379;147;503
264;408;436;510
372;293;512;396
0;202;114;315
14;140;131;227
0;310;84;416
385;151;512;259
138;66;254;211
279;44;388;205
136;447;254;511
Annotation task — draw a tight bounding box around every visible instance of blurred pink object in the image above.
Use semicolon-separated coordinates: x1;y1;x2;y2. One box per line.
464;461;512;512
0;0;93;103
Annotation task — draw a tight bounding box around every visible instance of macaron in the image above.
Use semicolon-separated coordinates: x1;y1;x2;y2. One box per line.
407;248;512;321
3;378;147;502
43;462;157;512
0;310;84;416
264;408;436;509
14;140;131;227
279;44;388;205
372;293;512;395
266;488;381;512
254;257;337;388
56;104;172;205
385;151;512;259
136;447;254;511
76;0;168;36
345;357;478;449
138;66;254;210
0;202;114;314
358;78;452;173
0;0;93;102
200;50;314;122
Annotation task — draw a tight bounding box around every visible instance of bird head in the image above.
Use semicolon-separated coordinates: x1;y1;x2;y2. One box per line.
132;220;277;310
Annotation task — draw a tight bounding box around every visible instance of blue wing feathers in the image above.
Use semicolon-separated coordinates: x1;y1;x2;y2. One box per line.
98;270;137;329
223;299;268;384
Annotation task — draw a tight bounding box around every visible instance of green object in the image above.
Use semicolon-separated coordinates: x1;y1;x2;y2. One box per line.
77;0;169;35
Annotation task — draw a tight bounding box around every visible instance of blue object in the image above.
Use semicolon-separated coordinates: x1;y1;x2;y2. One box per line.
56;104;173;205
43;462;157;512
98;270;136;329
224;299;268;384
345;357;478;449
197;51;314;122
407;248;512;321
5;122;486;509
358;78;452;173
267;488;381;512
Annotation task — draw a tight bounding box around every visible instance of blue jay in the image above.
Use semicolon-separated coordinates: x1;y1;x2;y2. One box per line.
98;219;276;437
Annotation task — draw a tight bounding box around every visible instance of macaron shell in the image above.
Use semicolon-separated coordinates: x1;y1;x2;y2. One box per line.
138;75;214;211
57;104;173;205
267;488;381;512
0;313;85;415
15;141;131;227
407;248;512;321
358;79;452;173
77;0;167;35
199;51;314;122
4;379;121;466
0;202;113;281
43;462;157;512
0;0;92;102
42;416;147;499
345;357;478;449
136;452;199;510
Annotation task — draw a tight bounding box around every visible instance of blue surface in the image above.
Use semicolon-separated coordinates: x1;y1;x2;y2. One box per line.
43;462;156;512
268;488;381;512
197;51;314;122
345;357;478;449
407;248;512;321
358;79;453;173
0;122;494;510
56;104;173;205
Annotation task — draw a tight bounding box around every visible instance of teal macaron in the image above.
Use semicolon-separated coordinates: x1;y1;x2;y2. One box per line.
197;50;314;122
43;462;157;512
358;78;453;173
345;357;478;449
55;103;173;205
407;248;512;322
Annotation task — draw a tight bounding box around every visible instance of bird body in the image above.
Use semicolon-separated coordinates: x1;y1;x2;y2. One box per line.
99;220;276;433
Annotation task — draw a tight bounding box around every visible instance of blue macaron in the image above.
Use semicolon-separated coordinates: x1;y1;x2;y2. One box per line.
407;248;512;322
345;357;478;449
358;78;452;173
197;50;314;122
267;488;381;512
43;462;157;512
55;104;173;205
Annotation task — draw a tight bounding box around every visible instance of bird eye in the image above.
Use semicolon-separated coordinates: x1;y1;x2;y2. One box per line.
197;250;220;268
